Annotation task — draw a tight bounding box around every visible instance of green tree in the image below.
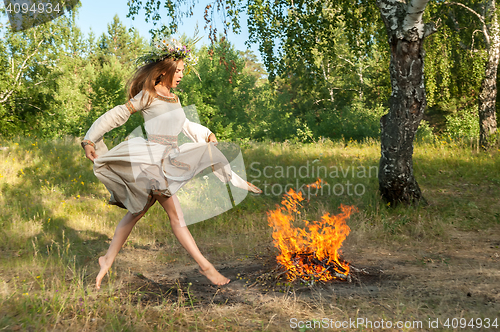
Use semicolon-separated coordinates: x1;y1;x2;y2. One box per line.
437;0;499;147
126;0;436;205
127;0;390;143
176;36;265;141
0;9;150;139
79;17;149;141
95;15;147;65
0;9;78;136
424;3;485;137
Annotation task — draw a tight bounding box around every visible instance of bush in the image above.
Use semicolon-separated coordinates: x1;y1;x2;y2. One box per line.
416;120;435;142
317;102;387;141
444;107;479;139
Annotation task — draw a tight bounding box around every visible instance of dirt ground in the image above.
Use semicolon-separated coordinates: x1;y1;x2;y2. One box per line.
102;225;500;331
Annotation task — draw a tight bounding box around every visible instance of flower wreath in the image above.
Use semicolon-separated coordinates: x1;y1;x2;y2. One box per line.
135;35;201;76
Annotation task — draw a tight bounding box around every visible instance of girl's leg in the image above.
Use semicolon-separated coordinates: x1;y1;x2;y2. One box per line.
155;194;230;285
96;201;154;289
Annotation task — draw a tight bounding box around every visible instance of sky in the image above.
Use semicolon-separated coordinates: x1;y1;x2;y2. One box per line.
74;0;262;62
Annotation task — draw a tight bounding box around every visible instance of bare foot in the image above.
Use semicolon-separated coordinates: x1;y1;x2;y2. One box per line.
96;256;112;290
247;181;263;194
199;265;230;286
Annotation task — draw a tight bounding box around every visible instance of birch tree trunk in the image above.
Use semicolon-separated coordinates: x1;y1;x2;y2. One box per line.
376;0;436;205
479;0;499;148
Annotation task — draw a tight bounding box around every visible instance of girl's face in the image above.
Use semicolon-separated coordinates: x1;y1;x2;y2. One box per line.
171;60;184;89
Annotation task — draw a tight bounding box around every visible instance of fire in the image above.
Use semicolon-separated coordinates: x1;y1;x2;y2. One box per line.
267;179;357;282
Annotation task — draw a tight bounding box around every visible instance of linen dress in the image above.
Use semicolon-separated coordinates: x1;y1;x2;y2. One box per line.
83;90;255;224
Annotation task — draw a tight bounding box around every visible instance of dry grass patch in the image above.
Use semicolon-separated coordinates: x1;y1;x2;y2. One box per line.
0;137;499;331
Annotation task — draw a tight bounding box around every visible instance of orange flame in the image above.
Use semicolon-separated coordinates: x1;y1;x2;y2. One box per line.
267;179;357;282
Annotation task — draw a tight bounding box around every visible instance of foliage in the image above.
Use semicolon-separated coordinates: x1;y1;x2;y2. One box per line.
0;10;75;136
425;0;497;137
175;36;268;141
0;11;149;139
445;106;480;139
123;0;499;145
124;0;392;142
318;102;387;141
415;120;436;142
95;15;147;64
0;1;495;143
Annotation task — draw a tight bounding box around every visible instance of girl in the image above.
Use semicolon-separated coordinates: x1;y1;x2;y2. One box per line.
82;37;261;289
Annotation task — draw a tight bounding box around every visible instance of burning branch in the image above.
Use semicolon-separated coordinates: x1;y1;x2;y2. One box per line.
267;179;357;283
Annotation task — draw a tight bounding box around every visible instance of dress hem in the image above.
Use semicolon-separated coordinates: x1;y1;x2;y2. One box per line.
108;188;173;217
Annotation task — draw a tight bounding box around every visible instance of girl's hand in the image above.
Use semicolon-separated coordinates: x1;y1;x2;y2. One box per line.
84;145;98;163
207;133;218;145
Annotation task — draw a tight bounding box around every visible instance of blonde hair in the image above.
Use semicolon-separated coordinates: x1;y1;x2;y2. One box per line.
127;58;182;107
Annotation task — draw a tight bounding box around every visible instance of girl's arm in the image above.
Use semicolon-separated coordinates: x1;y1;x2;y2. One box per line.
81;91;148;154
178;96;216;144
181;118;215;144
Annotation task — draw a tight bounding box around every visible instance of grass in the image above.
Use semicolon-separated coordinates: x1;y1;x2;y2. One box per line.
0;135;499;331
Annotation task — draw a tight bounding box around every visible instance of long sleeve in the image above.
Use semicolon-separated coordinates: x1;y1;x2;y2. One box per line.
82;91;148;150
182;118;212;143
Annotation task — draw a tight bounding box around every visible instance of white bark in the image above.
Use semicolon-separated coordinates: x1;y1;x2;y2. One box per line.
479;0;500;146
378;0;399;32
376;0;435;204
403;0;431;38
